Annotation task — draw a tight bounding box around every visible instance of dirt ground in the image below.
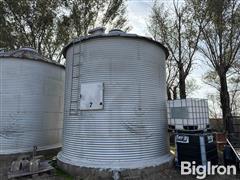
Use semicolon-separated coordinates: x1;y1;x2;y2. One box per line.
9;148;240;180
13;167;240;180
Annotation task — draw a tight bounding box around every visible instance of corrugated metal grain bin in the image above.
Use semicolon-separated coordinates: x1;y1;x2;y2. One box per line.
58;28;172;170
0;48;65;154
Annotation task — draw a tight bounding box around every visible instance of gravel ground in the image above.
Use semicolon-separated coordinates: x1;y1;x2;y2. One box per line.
152;167;240;180
13;167;240;180
10;150;240;179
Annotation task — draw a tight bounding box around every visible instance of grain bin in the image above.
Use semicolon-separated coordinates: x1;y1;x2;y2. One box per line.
0;48;65;154
58;28;172;177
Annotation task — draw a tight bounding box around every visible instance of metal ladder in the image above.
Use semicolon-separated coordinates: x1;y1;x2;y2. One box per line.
69;42;81;115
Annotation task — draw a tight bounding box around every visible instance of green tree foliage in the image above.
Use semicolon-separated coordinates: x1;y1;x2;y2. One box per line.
63;0;129;36
0;0;128;61
0;0;64;59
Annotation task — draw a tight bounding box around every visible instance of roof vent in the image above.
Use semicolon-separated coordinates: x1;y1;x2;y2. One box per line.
88;27;106;35
109;29;125;35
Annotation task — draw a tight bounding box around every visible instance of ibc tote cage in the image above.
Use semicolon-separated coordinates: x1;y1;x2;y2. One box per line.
167;98;210;132
167;99;218;167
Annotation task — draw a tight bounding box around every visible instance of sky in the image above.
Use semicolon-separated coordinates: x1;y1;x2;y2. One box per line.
126;0;217;99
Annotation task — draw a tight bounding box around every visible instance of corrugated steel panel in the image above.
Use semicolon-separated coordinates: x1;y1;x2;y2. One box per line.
58;36;171;169
0;58;65;154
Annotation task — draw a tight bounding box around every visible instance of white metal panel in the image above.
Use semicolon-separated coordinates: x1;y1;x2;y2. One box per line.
58;35;171;169
80;82;103;110
0;58;65;154
176;135;189;143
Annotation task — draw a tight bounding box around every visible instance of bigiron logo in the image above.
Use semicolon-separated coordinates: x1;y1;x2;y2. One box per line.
181;161;236;179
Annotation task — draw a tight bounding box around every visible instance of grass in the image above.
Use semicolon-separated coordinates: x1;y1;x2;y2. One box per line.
170;145;176;155
49;158;74;180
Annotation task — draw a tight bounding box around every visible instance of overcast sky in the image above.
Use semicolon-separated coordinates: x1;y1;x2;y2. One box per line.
126;0;216;99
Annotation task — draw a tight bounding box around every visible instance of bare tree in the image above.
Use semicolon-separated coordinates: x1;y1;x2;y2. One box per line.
186;78;200;96
149;0;202;99
149;3;178;100
189;0;240;131
204;69;240;116
231;59;240;114
229;70;240;114
166;56;178;100
208;94;222;118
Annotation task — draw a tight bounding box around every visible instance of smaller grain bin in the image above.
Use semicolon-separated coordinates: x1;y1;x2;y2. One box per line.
0;48;65;155
58;28;172;178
